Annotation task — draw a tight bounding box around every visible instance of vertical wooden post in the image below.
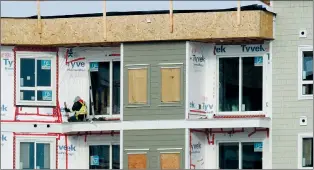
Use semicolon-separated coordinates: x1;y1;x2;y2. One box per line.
169;0;173;33
103;0;107;41
37;0;42;34
237;0;241;25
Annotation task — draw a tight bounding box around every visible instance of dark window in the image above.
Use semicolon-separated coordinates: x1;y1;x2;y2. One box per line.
302;138;313;167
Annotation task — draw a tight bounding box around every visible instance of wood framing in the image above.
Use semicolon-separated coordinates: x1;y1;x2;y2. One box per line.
1;10;274;45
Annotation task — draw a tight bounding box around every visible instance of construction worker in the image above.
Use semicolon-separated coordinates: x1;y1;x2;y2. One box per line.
65;96;87;122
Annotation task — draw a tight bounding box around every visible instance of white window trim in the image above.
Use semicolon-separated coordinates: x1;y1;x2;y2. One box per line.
87;58;121;118
298;45;313;100
15;136;56;169
298;132;313;169
216;54;269;115
16;52;57;106
87;142;120;169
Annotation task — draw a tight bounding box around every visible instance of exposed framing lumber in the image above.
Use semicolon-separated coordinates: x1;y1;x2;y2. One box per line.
237;0;241;25
37;0;42;35
169;0;174;33
103;0;107;41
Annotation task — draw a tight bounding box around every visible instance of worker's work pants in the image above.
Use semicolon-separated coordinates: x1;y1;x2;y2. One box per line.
68;114;86;122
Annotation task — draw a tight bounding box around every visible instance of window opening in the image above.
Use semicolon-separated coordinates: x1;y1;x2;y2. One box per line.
219;57;263;112
89;61;120;118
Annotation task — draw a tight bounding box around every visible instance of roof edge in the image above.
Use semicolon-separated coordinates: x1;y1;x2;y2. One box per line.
1;4;276;19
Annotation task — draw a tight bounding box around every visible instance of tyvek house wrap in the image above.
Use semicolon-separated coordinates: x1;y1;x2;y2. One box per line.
190;131;206;169
188;42;216;119
1;132;13;169
1;46;119;122
1;47;15;121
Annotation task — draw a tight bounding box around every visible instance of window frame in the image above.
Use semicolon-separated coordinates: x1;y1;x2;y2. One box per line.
158;63;184;107
216;140;264;169
15;136;56;169
125;64;151;108
15;52;57;107
298;45;313;100
87;143;120;169
216;54;268;115
298;132;313;169
87;58;121;118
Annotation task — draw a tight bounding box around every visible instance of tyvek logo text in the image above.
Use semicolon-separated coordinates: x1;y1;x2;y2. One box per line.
58;144;76;156
1;134;7;146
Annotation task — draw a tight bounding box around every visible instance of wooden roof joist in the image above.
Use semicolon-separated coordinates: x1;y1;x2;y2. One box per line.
1;10;274;46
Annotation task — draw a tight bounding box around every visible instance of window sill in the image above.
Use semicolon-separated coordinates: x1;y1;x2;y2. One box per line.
158;102;182;107
216;111;266;116
298;167;313;169
298;95;313;100
88;114;120;119
16;102;57;107
125;104;150;108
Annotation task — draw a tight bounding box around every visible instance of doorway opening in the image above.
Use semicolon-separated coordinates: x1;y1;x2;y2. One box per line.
218;142;263;169
89;60;120;119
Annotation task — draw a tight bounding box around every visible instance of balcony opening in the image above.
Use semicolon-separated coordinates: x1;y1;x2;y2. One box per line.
89;60;120;120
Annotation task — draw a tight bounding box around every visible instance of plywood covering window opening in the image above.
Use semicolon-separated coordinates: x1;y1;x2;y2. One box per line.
128;67;148;104
160;152;181;169
161;67;181;103
16;52;57;106
298;46;313;100
127;153;147;169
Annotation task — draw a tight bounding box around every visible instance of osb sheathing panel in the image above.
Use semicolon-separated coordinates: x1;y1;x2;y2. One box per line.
1;11;273;45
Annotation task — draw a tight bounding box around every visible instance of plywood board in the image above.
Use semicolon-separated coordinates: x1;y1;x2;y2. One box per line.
160;153;180;169
128;68;147;104
161;68;181;102
128;154;147;169
1;11;273;45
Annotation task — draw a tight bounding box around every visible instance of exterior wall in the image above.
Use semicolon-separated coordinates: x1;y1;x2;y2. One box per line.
0;131;120;169
123;42;186;121
123;129;185;169
1;46;120;122
272;1;313;169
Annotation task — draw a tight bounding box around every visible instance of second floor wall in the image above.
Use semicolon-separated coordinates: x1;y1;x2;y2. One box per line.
123;42;186;121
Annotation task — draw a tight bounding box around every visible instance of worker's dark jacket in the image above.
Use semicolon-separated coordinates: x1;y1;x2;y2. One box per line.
64;101;83;113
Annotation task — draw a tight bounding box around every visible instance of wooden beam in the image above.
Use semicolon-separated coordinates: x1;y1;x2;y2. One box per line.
37;0;42;34
237;0;241;25
169;0;173;33
103;0;107;41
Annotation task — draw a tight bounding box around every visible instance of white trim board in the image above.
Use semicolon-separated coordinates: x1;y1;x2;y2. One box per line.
2;118;270;133
63;118;270;132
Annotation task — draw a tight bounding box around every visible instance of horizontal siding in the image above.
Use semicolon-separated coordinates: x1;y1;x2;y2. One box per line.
272;1;313;169
123;42;186;121
123;129;185;169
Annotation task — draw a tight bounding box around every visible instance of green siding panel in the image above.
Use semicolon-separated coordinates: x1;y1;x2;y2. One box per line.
123;42;186;121
123;129;185;169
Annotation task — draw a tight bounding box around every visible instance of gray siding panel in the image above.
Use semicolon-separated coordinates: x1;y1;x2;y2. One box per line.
123;129;185;169
123;42;186;121
272;1;313;169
